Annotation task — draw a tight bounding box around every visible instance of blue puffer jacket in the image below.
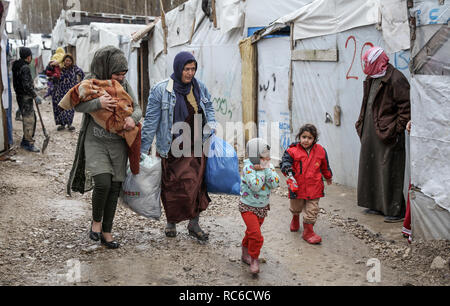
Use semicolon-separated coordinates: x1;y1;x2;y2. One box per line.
140;78;216;158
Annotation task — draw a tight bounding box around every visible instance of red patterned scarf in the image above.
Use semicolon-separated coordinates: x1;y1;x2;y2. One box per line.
362;46;389;78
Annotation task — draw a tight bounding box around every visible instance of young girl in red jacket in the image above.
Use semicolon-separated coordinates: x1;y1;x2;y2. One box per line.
281;124;332;244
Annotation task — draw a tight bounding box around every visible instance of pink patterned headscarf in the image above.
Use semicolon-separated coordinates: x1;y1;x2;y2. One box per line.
362;46;389;78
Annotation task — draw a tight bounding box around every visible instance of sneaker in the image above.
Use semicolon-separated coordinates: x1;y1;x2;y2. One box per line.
57;125;65;131
21;140;40;153
68;125;76;131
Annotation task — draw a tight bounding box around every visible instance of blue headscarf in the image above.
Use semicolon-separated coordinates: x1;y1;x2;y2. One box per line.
171;51;201;125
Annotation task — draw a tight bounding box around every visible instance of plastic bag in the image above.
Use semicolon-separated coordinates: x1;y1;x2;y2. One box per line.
204;136;241;195
122;153;162;220
286;173;299;192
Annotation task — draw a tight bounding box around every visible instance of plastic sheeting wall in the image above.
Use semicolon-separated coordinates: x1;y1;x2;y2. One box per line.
165;0;204;48
76;23;146;100
257;37;291;161
411;191;450;240
272;0;380;42
410;75;450;212
406;0;450;240
75;36;90;72
291;25;411;187
245;0;313;28
262;0;410;54
0;0;9;152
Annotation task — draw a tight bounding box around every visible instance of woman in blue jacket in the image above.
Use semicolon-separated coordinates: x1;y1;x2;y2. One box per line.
141;51;216;241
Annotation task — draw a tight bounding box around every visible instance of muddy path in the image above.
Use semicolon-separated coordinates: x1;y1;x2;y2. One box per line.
1;95;449;286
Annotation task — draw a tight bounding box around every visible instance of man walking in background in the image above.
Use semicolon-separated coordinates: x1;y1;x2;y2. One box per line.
12;47;43;152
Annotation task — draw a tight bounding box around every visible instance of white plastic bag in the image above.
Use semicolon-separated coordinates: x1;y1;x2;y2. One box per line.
122;154;162;220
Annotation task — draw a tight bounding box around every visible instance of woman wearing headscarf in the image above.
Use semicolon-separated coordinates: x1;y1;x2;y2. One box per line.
141;51;216;241
45;49;85;131
66;46;142;248
355;46;411;222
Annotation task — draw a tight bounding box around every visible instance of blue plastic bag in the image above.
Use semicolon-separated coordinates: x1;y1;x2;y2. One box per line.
205;136;241;195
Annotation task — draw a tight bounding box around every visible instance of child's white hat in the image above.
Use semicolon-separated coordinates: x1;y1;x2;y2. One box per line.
246;138;270;165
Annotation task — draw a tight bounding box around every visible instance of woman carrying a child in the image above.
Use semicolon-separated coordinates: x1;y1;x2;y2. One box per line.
45;48;84;131
66;46;142;249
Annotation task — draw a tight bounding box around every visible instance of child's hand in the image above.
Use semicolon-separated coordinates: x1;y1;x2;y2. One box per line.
253;164;265;171
326;178;332;185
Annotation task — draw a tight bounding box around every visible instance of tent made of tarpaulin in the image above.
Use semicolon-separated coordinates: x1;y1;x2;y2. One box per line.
147;0;321;154
245;0;314;31
50;12;150;108
249;0;412;187
148;0;250;152
0;0;10;153
84;22;147;99
407;0;450;240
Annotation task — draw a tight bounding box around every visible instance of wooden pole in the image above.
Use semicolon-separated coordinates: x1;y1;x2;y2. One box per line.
160;0;168;54
140;47;144;110
145;0;149;23
212;0;217;28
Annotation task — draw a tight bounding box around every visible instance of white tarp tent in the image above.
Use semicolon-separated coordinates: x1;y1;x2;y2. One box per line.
256;36;292;158
149;19;244;152
245;0;313;30
148;0;246;130
87;22;146;97
50;12;147;101
0;0;10;153
255;0;449;240
290;27;410;187
407;0;450;239
148;0;315;156
253;0;412;187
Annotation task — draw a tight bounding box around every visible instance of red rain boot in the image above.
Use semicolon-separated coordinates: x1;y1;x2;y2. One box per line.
290;215;300;232
250;257;260;275
302;223;322;244
241;246;251;265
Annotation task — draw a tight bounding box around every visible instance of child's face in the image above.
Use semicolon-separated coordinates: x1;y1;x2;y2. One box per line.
300;131;315;149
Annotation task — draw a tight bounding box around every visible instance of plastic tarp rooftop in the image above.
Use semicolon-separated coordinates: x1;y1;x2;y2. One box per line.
258;0;410;53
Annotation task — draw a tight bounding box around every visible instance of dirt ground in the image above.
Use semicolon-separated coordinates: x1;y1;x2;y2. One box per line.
0;93;449;286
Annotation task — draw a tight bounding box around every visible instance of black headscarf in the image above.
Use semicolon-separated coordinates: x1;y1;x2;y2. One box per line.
171;51;201;125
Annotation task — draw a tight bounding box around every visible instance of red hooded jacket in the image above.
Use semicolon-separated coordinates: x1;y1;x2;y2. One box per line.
281;142;332;200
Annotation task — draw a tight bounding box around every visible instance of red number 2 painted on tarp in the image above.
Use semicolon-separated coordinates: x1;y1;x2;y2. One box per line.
345;36;358;80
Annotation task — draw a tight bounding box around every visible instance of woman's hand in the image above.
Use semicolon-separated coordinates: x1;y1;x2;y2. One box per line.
123;117;136;131
326;178;332;185
99;94;116;112
406;121;411;134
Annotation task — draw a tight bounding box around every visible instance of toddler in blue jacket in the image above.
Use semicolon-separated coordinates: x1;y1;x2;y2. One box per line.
239;138;279;275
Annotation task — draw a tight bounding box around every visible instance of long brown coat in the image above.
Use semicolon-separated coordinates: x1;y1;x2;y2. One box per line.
355;64;410;144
